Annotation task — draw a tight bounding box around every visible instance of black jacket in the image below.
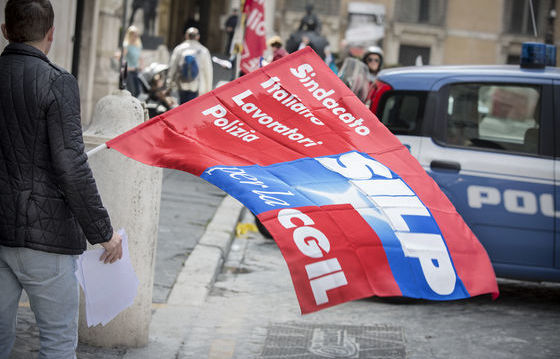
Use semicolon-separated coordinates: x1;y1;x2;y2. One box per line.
0;43;113;255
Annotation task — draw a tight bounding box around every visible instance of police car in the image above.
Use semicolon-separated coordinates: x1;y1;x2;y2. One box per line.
370;43;560;282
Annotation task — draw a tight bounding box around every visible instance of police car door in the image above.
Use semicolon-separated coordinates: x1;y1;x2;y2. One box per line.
417;76;557;281
376;90;429;159
555;80;560;275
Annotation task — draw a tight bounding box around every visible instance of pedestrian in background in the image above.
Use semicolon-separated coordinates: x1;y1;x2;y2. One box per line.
267;35;288;62
324;46;338;73
128;0;143;26
142;0;159;35
167;27;213;104
0;1;122;358
224;8;238;55
299;4;321;34
362;45;383;81
123;25;144;97
297;35;311;51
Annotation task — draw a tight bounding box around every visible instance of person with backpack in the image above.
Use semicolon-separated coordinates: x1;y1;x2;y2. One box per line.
167;27;213;104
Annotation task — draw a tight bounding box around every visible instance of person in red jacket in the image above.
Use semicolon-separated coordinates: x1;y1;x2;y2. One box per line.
267;35;288;62
362;46;384;111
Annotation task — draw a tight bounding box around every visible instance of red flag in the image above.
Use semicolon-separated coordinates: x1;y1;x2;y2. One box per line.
240;0;266;74
107;48;498;314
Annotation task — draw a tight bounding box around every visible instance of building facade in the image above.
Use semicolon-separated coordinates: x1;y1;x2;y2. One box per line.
274;0;560;67
2;0;559;126
384;0;559;66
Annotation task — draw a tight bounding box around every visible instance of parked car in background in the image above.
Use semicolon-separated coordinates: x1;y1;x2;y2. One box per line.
369;60;560;283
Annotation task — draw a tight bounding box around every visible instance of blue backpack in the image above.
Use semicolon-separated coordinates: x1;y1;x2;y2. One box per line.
180;48;200;83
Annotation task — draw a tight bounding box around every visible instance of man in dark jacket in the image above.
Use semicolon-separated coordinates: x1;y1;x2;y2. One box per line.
0;1;122;358
224;8;238;55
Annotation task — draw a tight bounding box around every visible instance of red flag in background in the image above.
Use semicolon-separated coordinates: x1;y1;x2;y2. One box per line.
240;0;266;74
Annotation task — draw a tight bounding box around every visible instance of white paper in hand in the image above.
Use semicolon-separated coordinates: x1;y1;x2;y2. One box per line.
77;228;139;327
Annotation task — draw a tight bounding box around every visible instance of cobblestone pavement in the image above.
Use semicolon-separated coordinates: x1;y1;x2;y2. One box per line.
152;169;225;303
176;212;560;359
11;203;560;358
9;169;225;358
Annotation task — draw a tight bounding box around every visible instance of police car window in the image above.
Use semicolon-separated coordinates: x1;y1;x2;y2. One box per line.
445;83;540;154
378;91;426;135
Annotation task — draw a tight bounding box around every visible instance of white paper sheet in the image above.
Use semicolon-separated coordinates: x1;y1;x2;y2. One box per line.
76;228;139;327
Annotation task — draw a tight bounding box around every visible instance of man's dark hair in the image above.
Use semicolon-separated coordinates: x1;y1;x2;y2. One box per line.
4;0;54;43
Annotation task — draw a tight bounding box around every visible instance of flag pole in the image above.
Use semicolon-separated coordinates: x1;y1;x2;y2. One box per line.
232;0;247;79
87;143;108;157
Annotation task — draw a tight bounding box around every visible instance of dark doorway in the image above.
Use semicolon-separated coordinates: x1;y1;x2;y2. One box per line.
167;0;227;53
398;44;430;66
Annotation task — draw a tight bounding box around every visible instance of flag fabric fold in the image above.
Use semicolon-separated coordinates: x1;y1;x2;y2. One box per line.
107;47;499;314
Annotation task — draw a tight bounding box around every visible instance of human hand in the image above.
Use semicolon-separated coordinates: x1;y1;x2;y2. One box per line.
100;231;123;264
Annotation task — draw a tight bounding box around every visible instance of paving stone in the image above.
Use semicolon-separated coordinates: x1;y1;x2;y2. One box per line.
261;322;405;359
152;169;225;304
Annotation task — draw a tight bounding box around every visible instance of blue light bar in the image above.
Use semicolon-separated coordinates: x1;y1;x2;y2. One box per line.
520;42;546;69
546;44;557;66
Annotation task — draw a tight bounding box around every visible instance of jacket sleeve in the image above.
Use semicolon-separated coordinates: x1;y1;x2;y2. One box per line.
199;47;213;95
46;72;113;245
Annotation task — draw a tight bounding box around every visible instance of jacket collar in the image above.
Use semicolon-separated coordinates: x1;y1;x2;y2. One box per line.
1;43;50;63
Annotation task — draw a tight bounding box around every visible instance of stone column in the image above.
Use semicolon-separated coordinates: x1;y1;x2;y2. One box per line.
89;0;123;126
77;0;101;128
80;90;162;347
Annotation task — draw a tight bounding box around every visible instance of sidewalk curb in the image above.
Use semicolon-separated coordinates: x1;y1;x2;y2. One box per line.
168;195;245;305
123;195;245;359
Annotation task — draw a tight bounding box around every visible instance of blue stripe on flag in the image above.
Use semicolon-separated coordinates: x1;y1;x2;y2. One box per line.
201;152;470;300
